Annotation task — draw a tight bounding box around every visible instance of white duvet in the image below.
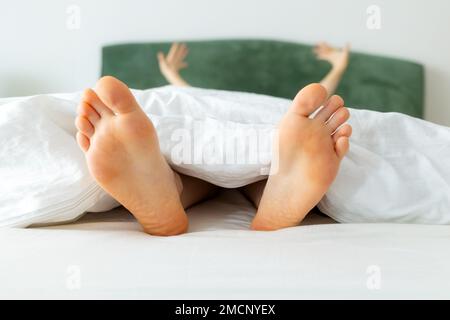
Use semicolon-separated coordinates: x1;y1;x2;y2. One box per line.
1;86;449;227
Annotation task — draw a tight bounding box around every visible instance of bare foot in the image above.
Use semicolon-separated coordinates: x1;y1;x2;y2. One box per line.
75;76;187;236
251;84;352;231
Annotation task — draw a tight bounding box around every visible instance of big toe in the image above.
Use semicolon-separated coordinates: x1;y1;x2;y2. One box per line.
95;76;141;114
290;83;328;117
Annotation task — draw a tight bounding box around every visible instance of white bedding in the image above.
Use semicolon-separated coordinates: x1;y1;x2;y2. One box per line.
1;190;449;299
1;86;450;227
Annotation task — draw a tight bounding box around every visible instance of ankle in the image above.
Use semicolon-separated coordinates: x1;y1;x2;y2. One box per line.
173;172;184;196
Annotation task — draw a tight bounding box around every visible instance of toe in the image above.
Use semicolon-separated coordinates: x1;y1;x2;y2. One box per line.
95;76;141;114
290;83;328;117
76;132;90;152
83;88;114;117
77;102;100;125
335;136;350;160
315;95;344;122
75;116;95;137
326;107;350;133
333;124;352;142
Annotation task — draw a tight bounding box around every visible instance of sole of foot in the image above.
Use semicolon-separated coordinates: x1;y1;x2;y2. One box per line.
251;83;352;231
75;76;187;236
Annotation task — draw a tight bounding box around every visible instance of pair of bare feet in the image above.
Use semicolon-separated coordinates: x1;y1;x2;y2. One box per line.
75;77;351;236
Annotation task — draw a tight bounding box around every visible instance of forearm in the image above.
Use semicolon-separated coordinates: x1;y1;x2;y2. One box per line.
320;66;346;97
163;71;191;87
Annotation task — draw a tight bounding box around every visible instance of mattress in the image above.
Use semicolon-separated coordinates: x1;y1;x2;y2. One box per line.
1;189;449;299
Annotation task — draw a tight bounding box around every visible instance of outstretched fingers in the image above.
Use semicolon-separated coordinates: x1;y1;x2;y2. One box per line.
313;42;333;59
157;51;166;64
177;44;189;61
167;43;179;62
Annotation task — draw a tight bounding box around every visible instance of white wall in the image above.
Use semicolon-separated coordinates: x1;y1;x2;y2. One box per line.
1;0;450;125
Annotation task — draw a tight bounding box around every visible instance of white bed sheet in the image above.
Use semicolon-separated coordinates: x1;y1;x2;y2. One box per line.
1;189;449;299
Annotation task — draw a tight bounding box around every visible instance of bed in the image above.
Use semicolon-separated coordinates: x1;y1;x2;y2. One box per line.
2;40;449;300
2;189;450;299
0;190;450;299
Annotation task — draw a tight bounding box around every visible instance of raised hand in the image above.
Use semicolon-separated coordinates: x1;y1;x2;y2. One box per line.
314;42;350;72
158;43;189;79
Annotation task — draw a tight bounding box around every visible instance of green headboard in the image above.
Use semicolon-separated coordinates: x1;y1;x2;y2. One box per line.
102;39;424;118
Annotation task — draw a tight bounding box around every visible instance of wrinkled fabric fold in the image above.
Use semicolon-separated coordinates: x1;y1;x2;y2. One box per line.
0;86;449;227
